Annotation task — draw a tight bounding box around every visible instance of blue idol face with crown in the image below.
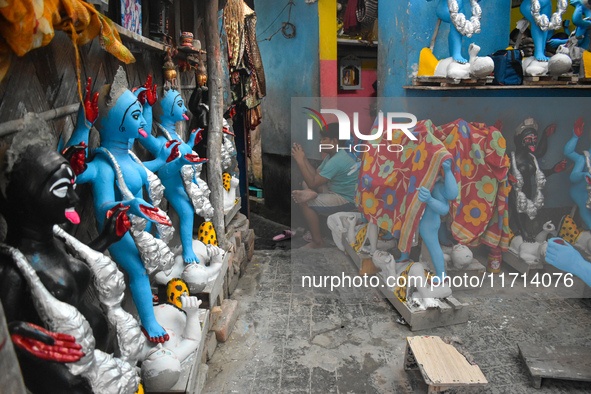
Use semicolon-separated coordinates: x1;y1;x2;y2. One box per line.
160;90;188;124
101;90;148;142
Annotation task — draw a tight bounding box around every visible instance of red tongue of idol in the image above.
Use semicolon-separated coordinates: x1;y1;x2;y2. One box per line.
139;128;148;138
65;208;80;224
183;114;189;120
529;146;535;152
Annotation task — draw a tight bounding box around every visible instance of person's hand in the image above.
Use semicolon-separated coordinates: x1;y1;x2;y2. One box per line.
417;186;432;203
441;158;452;172
574;117;585;137
553;159;568;173
9;322;85;363
84;78;99;125
291;143;306;162
545;237;582;273
61;142;87;176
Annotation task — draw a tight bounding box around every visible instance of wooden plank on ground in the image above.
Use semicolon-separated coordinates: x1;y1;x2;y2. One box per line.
406;336;487;392
518;342;591;389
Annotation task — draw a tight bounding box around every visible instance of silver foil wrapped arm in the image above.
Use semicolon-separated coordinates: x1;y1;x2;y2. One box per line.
221;136;236;171
181;164;214;221
0;243;140;394
53;225;146;365
129;216;175;275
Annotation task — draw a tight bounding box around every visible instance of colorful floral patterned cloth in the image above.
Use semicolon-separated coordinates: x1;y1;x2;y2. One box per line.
356;120;452;253
429;119;512;250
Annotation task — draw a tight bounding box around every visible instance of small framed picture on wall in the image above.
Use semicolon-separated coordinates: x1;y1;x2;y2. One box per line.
121;0;142;34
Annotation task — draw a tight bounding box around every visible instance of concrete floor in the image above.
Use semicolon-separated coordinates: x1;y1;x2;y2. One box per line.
203;240;591;393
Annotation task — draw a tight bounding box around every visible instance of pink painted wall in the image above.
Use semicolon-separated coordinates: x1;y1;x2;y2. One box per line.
337;67;377;135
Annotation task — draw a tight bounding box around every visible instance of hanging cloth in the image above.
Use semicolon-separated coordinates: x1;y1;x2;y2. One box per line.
0;0;135;83
343;0;360;32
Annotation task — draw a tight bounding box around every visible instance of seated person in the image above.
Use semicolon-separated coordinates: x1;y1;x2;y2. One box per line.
292;123;359;248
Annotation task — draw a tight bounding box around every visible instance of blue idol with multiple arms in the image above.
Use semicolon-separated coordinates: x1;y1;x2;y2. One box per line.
66;67;174;344
563;118;591;229
137;76;210;265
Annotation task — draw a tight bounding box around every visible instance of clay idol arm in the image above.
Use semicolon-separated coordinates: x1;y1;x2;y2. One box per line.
87;204;131;252
64;78;99;151
564;118;585;163
534;123;556;158
418;187;450;216
570;170;588;183
175;296;202;362
9;321;85;363
546;238;591;287
574;5;591;28
441;159;458;200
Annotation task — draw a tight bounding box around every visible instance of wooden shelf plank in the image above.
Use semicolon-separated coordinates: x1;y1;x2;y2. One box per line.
404;84;591;90
115;24;166;53
337;38;378;47
199;251;230;309
224;197;241;227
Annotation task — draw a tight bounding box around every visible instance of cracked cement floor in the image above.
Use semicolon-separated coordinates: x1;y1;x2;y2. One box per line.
203;244;591;394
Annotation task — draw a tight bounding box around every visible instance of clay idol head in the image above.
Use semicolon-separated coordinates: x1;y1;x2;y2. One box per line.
2;114;81;230
97;66;148;143
153;88;189;125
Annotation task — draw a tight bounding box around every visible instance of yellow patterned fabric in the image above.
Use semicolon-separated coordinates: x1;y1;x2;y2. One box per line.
351;224;367;252
198;221;218;246
0;0;135;83
223;173;231;192
393;263;433;303
166;278;188;309
558;215;581;245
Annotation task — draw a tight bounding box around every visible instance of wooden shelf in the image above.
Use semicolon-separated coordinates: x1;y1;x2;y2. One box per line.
404;84;591;90
115;24;166;53
224;197;241;227
337;38;378;47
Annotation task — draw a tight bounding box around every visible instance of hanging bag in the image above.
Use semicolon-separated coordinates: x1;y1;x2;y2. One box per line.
490;49;524;85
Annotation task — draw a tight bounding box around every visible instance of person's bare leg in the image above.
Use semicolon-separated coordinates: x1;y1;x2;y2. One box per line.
292;189;318;204
299;203;325;248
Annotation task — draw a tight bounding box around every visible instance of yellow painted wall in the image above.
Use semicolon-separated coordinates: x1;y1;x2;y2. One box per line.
510;2;574;33
318;0;337;60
